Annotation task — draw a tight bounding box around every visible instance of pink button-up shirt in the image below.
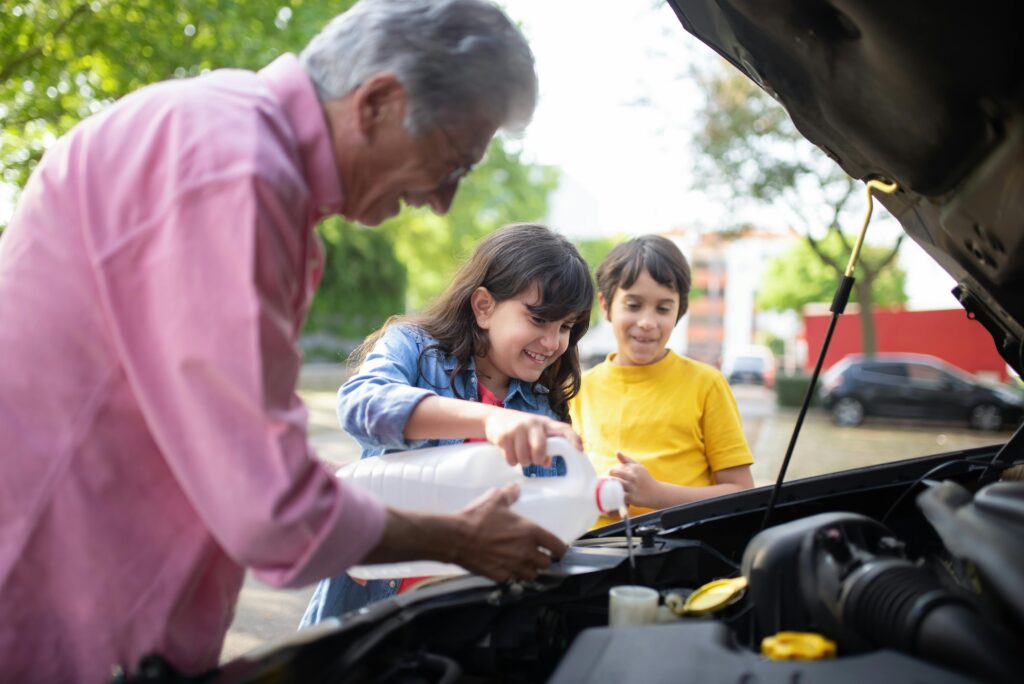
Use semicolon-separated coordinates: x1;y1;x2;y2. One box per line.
0;54;387;682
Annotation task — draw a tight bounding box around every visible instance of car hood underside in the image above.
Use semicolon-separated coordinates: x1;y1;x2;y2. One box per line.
669;0;1024;373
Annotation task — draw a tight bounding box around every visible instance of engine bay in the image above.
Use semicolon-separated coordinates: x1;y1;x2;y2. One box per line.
146;443;1022;684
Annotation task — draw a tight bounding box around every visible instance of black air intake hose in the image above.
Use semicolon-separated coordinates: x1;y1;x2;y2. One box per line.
841;559;1020;683
743;513;1024;683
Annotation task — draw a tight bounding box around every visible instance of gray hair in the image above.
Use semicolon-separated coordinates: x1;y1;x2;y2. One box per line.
300;0;537;135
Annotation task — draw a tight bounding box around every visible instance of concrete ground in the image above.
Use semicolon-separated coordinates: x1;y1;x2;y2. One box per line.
221;386;358;660
220;374;1016;663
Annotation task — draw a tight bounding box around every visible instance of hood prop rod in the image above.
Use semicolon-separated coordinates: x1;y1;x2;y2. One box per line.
759;178;899;531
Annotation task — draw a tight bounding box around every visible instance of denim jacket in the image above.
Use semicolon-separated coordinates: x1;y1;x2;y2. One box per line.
337;323;558;454
301;324;561;628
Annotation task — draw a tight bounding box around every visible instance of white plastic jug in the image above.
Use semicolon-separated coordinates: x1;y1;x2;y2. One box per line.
343;436;624;579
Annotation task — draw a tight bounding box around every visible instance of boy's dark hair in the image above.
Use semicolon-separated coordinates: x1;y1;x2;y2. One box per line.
595;235;691;322
353;223;594;422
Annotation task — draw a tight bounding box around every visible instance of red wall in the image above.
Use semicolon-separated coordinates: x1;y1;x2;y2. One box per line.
803;308;1010;380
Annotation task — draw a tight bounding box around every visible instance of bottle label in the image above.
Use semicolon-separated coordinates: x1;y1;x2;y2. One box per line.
523;455;567;478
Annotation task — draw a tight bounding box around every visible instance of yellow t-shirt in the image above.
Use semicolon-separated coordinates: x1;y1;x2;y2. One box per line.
569;350;753;525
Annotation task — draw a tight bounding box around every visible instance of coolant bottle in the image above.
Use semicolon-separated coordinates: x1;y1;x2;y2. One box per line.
344;436;624;579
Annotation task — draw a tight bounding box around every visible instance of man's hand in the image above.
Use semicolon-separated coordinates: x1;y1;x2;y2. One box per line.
484;408;582;468
451;483;568;582
608;452;664;509
359;484;569;583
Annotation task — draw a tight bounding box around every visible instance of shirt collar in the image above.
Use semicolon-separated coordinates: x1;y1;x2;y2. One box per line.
258;53;344;221
439;355;542;409
507;377;541;409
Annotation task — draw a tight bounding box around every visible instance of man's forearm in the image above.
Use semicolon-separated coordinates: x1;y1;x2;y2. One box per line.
355;484;567;584
359;507;469;565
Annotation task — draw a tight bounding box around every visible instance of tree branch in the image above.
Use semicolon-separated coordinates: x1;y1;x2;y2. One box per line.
828;176;857;253
781;192;815;234
0;2;93;82
804;232;844;275
860;233;905;278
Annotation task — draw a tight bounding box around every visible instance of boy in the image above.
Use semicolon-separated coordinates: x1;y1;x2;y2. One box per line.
570;236;754;524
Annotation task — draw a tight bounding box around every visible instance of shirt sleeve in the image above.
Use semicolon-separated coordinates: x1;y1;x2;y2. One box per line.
336;325;437;451
702;374;755;472
92;172;385;588
568;391;586;450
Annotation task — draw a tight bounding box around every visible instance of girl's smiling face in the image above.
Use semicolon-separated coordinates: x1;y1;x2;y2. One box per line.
601;270;681;367
472;285;575;393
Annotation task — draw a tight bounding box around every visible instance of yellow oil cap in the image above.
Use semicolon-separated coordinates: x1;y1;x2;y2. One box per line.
761;631;837;660
681;576;748;616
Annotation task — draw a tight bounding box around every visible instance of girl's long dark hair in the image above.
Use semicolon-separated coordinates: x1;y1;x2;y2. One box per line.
352;223;594;421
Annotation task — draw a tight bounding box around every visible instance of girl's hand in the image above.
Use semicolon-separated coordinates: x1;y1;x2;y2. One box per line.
608;452;663;509
484;408;583;467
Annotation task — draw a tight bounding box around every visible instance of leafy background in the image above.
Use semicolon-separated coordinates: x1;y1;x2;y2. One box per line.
1;1;559;357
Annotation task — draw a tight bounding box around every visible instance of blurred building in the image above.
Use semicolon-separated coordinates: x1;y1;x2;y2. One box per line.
803;307;1013;381
686;234;727;366
674;228;796;367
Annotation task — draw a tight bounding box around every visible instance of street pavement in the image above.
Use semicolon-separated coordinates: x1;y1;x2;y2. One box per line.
220;375;1016;663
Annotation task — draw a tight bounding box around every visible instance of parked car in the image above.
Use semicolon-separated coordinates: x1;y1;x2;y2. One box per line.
133;2;1024;683
721;344;776;387
820;353;1024;430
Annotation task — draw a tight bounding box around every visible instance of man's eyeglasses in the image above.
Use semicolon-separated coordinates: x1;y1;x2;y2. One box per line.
437;127;479;187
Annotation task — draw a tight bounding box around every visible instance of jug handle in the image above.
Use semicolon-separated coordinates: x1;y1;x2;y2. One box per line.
542;436;597;485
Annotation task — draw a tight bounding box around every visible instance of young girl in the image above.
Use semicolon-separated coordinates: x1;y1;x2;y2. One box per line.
301;223;594;626
570;235;754;526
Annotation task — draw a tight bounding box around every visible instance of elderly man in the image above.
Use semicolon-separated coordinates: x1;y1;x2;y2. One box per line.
0;0;565;680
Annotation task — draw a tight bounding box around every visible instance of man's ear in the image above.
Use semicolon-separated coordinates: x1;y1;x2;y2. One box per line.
598;291;612;322
354;73;407;140
471;287;495;329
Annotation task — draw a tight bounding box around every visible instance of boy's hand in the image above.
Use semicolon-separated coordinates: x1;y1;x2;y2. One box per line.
484;408;583;467
609;452;662;509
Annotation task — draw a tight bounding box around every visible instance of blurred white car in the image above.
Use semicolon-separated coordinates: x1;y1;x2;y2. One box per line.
721;345;776;388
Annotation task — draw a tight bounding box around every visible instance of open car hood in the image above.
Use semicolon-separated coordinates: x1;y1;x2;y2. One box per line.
669;0;1024;373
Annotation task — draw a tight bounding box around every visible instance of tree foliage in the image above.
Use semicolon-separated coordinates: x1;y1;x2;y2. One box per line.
307;141;558;343
573;235;624;322
379;139;558;310
1;1;350;200
692;61;906;355
757;233;907;313
2;0;560;344
307;218;406;341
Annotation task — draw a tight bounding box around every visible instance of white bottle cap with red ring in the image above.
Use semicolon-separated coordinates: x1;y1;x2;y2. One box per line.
595;477;626;514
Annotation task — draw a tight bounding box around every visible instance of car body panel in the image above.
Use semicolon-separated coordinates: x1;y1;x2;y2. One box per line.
667;0;1024;374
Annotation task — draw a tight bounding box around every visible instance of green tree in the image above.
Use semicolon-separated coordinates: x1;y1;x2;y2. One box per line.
758;233;907;314
2;1;560;344
692;62;905;355
306;142;558;346
1;0;352;221
574;234;624;322
380;139;558;310
307;218;406;342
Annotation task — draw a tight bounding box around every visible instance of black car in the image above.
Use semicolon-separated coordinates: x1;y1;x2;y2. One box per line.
133;2;1024;683
820;353;1024;430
